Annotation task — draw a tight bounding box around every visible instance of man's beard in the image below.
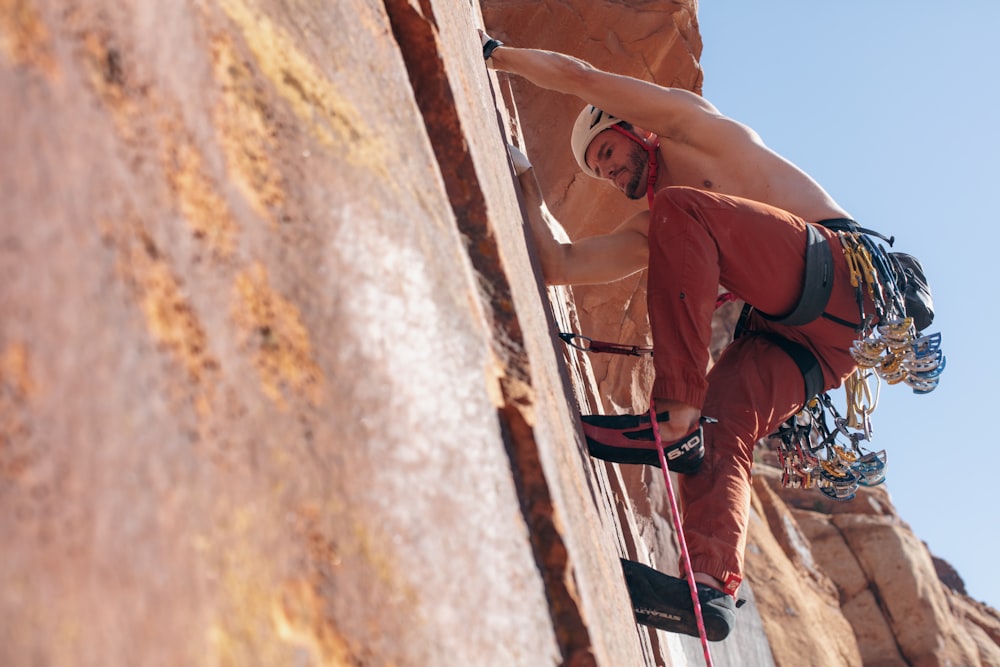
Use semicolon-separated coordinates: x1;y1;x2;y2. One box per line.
623;144;649;200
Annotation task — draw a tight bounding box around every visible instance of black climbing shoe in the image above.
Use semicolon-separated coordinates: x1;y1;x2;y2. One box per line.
581;411;705;474
620;558;736;641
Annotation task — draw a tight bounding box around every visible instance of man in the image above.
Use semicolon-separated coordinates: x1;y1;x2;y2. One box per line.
482;34;875;641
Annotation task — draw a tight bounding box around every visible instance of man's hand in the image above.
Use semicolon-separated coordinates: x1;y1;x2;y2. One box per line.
508;144;532;176
480;30;504;67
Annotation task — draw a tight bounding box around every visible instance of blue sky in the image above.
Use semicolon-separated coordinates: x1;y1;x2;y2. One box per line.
697;2;1000;609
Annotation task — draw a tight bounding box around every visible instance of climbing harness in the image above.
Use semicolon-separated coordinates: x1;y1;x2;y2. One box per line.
761;222;944;499
758;225;834;327
560;219;945;502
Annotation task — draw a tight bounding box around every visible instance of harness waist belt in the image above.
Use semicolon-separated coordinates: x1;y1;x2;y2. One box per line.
747;218;892;404
760;224;834;327
816;217;894;245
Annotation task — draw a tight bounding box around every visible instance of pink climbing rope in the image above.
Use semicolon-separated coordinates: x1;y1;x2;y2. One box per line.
649;401;714;667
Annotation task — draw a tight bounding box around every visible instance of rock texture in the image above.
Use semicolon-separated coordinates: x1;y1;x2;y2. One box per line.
2;1;998;667
751;464;1000;666
0;1;573;664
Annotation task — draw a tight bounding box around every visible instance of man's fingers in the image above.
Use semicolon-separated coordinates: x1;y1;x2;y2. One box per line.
508;144;532;176
480;30;504;66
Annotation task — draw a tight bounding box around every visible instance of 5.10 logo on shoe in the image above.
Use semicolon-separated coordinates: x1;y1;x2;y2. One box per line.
666;433;701;460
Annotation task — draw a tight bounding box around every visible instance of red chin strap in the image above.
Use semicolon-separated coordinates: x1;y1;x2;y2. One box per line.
609;124;660;208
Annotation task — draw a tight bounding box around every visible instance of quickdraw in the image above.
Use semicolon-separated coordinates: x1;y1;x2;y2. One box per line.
843;366;878;434
768;229;946;501
772;393;887;501
558;332;653;357
840;231;945;395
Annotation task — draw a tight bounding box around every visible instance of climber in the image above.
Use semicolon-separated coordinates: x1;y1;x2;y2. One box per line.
480;33;878;641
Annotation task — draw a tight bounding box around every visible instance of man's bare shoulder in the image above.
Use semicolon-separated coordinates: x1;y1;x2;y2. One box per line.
658;131;850;221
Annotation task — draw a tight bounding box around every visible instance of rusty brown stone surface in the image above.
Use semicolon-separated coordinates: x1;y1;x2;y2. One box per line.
1;1;567;665
5;1;1000;666
753;464;1000;667
745;471;864;666
0;0;681;664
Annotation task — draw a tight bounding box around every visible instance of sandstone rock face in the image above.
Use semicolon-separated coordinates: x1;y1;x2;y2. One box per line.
746;472;865;666
3;1;998;667
0;1;570;665
754;465;1000;667
1;0;708;665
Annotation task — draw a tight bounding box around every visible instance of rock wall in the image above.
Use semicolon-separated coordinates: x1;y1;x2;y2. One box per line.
0;0;688;665
0;0;582;664
750;463;1000;667
2;1;999;667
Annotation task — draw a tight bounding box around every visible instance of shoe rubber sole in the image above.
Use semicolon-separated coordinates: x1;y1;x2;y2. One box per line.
621;558;736;642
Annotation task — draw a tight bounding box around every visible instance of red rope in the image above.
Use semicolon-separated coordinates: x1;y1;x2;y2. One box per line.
649;401;714;666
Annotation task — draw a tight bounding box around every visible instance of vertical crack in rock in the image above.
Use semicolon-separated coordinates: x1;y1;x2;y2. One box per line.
828;517;912;664
499;403;597;667
383;1;595;663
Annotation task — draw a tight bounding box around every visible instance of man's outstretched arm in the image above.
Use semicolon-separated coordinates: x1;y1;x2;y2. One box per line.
485;37;725;147
512;145;648;286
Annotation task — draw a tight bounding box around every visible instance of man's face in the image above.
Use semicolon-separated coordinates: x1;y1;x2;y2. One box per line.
584;128;648;200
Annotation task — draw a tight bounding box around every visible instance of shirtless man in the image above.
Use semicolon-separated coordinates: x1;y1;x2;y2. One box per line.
482;35;875;641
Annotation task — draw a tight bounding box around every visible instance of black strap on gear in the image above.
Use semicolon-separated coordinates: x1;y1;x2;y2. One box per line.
734;317;824;406
736;222;846;403
759;333;825;405
759;225;834;327
818;217;894;246
759;218;893;330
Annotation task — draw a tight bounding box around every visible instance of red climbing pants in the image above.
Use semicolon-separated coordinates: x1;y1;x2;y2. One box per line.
646;187;866;596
